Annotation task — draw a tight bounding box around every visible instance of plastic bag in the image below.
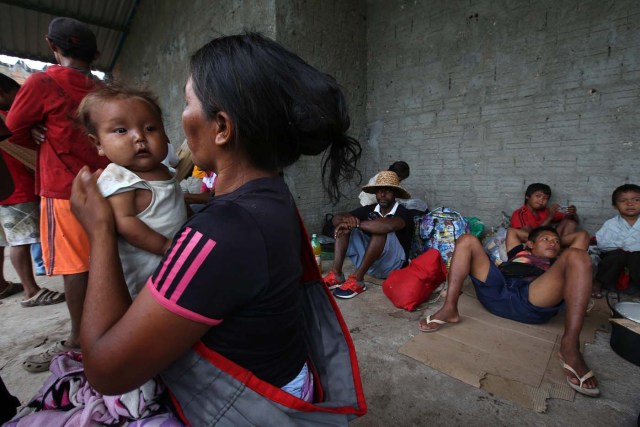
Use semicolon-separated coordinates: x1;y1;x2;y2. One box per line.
465;217;485;238
482;227;508;265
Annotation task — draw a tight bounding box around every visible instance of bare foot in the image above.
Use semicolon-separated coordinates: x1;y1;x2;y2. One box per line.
418;307;460;332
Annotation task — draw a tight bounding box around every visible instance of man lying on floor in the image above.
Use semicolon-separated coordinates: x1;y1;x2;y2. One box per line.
418;226;599;397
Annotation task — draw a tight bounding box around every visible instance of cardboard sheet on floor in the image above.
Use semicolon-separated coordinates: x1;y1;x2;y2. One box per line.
399;290;609;412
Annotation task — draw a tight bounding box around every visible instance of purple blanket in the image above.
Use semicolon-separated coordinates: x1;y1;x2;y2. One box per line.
4;352;183;427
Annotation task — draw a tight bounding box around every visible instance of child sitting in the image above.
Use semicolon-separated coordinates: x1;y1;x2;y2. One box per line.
506;183;588;258
593;184;640;297
77;86;187;297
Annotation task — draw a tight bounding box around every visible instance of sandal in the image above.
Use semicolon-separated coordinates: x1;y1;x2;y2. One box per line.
322;271;345;290
419;315;451;333
0;281;23;299
23;340;79;373
20;288;65;307
560;359;600;397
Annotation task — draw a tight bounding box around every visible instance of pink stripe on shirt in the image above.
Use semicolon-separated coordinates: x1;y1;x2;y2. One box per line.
156;227;191;294
147;280;222;326
170;238;216;304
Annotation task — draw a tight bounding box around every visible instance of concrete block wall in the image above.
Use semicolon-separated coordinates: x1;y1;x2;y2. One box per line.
113;0;276;156
366;0;640;233
113;0;639;235
114;0;366;234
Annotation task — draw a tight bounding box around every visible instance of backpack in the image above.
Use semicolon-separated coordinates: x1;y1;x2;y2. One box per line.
415;207;469;267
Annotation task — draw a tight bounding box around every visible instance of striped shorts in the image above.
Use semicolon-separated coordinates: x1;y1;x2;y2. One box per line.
41;197;90;275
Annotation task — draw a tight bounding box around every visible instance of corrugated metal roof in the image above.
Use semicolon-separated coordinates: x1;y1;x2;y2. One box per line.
0;0;139;72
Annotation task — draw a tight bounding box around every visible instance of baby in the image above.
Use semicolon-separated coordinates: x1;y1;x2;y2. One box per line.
77;85;187;297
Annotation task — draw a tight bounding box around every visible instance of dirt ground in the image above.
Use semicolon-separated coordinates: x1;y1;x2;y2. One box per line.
1;254;639;426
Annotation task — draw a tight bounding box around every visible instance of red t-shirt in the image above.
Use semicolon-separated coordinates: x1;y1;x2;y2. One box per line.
0;110;37;205
0;149;37;205
510;204;565;229
6;65;109;199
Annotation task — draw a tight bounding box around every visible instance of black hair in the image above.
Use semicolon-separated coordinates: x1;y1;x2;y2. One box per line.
55;45;95;63
388;161;410;181
527;226;559;243
0;73;20;92
612;184;640;205
189;32;361;203
524;183;551;204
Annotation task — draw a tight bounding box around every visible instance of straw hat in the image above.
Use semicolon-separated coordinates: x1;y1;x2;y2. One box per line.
362;171;411;199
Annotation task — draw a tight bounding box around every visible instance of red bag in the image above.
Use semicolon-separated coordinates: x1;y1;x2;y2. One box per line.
616;268;630;291
382;249;447;311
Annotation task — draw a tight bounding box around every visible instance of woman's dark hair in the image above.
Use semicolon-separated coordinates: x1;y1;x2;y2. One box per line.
524;183;551;204
612;184;640;205
189;33;361;202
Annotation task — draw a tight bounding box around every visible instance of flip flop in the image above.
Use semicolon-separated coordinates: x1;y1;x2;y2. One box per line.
20;288;65;307
0;281;23;299
560;360;600;397
418;315;450;333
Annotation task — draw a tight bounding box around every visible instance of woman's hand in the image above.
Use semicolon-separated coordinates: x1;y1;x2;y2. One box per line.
71;166;114;237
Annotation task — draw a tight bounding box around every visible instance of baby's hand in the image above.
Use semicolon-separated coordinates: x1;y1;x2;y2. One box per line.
566;205;577;215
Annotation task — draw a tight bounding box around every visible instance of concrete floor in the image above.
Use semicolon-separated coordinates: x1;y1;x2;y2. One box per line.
1;254;639;426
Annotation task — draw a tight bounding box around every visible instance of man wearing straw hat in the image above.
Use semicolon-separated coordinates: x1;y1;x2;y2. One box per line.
323;171;414;299
0;73;65;307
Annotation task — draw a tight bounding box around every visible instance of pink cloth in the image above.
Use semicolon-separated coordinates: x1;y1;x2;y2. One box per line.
4;352;182;427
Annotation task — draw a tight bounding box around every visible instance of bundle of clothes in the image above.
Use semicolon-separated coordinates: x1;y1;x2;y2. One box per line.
5;352;183;426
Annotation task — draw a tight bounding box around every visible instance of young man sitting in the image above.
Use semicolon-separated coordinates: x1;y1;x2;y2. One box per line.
323;171;414;299
418;226;599;397
507;183;589;256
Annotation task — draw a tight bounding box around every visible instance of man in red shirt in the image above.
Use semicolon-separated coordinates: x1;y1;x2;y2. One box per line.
506;182;588;258
0;74;65;306
6;17;108;372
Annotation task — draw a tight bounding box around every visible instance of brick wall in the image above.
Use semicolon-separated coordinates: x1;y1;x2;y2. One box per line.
114;0;639;234
113;0;276;161
114;0;366;233
366;0;640;233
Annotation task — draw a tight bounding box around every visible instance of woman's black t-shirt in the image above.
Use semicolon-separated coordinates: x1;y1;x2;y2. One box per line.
147;176;306;387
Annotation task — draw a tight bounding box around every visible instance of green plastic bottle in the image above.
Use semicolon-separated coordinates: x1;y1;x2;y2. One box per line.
311;234;322;272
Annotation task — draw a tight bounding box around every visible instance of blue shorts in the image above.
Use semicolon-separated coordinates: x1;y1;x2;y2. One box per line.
470;263;563;324
346;228;405;279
